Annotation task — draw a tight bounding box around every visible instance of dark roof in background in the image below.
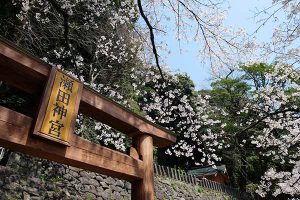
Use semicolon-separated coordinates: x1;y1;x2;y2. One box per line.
187;165;227;176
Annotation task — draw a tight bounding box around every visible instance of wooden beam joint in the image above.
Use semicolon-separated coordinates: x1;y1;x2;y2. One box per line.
0;106;144;181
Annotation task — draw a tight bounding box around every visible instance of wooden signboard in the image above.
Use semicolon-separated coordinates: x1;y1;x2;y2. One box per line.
33;68;83;145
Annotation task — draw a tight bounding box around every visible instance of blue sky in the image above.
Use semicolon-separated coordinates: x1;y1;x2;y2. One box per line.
160;0;275;90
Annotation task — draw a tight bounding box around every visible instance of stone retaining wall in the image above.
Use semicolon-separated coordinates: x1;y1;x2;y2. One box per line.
0;153;231;200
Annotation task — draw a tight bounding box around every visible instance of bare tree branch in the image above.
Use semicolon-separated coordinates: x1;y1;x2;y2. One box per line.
47;0;69;46
137;0;165;81
236;108;300;137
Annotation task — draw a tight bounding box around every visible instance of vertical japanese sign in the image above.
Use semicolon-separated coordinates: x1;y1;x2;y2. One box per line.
34;68;82;145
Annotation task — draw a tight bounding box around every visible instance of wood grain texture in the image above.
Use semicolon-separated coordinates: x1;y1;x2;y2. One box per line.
0;106;144;181
129;147;140;160
80;88;176;147
0;39;176;147
132;134;155;200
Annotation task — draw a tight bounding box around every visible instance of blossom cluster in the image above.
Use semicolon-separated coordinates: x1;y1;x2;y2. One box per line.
236;64;300;197
131;65;229;167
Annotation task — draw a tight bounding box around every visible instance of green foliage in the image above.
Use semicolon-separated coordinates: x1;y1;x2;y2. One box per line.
85;194;94;200
240;63;272;91
176;73;196;95
38;171;63;184
113;0;121;7
0;83;34;116
197;186;204;194
171;182;177;191
246;183;259;199
209;78;250;113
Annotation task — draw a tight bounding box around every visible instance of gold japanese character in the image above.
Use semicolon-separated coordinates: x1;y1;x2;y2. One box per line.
48;120;64;137
56;89;70;105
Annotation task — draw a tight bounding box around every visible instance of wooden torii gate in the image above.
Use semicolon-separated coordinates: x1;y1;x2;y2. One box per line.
0;38;176;200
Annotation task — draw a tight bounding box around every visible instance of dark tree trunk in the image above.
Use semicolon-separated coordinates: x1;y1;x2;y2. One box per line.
0;149;11;166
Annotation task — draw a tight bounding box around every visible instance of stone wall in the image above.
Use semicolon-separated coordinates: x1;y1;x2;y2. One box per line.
0;153;231;200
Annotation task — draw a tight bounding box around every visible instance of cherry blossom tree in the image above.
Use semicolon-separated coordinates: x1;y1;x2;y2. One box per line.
130;65;229;168
133;63;300;198
1;1;299;199
137;0;254;76
254;0;300;68
205;63;300;198
0;0;142;151
243;64;300;198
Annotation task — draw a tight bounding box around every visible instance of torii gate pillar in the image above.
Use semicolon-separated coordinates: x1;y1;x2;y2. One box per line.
131;134;154;200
